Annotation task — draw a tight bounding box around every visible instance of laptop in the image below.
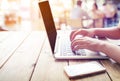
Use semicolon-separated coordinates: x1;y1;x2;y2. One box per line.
38;1;108;59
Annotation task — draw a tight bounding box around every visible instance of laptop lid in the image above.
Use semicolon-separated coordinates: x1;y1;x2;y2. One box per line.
38;1;57;53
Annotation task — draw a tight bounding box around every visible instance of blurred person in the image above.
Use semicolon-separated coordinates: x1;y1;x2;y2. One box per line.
70;23;120;63
69;0;94;29
101;2;118;27
88;2;104;28
70;0;89;19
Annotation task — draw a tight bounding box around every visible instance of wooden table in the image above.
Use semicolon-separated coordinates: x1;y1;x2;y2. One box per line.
0;31;120;81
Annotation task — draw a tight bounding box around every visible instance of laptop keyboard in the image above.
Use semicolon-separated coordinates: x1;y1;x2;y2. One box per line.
61;36;86;56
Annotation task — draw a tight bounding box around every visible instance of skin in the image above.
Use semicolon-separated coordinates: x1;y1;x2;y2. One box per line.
70;25;120;63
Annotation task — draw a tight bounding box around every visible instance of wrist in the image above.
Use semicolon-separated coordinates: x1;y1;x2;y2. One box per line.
94;28;106;38
93;28;100;36
97;41;107;52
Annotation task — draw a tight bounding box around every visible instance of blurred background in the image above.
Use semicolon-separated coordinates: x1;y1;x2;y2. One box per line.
0;0;120;31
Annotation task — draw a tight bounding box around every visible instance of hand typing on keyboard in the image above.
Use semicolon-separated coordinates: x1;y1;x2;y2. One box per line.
74;35;83;40
71;35;84;55
69;27;120;63
70;29;95;41
71;36;105;52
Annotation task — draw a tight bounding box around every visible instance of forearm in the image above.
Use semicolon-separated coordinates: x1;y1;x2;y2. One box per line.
99;42;120;63
94;27;120;39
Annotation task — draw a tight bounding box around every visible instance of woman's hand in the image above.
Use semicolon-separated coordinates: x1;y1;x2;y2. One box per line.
70;29;95;41
71;37;105;52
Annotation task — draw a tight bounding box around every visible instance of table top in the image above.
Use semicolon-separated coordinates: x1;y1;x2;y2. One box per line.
0;31;120;81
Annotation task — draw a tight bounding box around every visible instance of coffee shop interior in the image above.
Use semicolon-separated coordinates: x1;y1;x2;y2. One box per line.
0;0;120;31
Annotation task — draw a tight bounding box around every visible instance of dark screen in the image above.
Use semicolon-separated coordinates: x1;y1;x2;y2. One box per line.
38;1;57;53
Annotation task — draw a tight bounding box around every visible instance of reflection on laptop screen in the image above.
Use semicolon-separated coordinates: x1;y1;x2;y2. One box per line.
39;1;57;53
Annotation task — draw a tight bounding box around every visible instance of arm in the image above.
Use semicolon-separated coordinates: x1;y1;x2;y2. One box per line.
70;24;120;41
94;26;120;39
71;37;120;64
99;42;120;63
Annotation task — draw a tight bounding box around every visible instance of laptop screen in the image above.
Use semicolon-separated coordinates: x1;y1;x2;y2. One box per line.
39;1;57;53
